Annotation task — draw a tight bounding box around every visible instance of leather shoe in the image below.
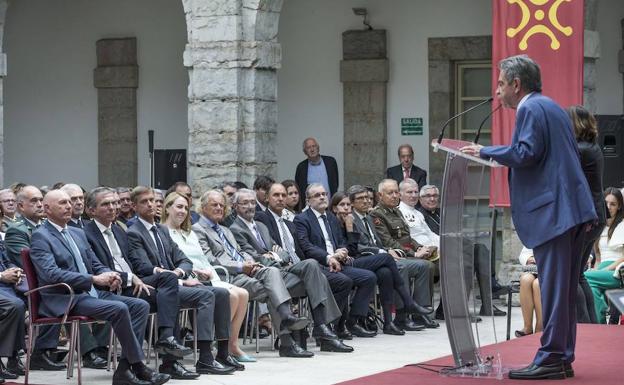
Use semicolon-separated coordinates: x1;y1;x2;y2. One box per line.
382;322;405;335
133;363;170;385
6;357;25;376
508;363;565;380
515;330;531;338
0;361;17;380
312;324;338;340
405;301;434;316
195;359;236;375
112;367;151;385
29;351;67;371
83;351;108;369
335;326;353;340
319;338;354;353
159;361;200;380
278;343;314;358
155;336;192;358
280;314;309;331
215;355;245;371
564;363;574;378
348;323;376;338
413;314;440;329
479;305;507;316
395;319;425;331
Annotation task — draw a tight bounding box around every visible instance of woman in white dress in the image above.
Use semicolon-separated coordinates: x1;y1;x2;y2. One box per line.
161;192;255;362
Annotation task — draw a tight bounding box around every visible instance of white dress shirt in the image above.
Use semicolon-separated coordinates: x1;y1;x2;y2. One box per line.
311;208;335;262
398;201;440;247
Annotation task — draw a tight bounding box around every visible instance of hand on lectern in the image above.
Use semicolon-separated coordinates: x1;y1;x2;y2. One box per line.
459;144;484;157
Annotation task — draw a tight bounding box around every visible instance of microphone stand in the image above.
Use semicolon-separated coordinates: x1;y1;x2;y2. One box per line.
436;96;494;146
474;104;502;144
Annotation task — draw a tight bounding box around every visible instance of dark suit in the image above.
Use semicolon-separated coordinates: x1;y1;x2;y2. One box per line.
0;250;26;357
480;93;597;366
30;221;148;363
67;218;90;230
127;220;230;342
386;164;427;188
84;220;180;333
4;217;39;268
294;209;376;318
295;155;339;206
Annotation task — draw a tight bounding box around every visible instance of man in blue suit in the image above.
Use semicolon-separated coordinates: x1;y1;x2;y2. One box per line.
29;189;169;385
462;55;597;380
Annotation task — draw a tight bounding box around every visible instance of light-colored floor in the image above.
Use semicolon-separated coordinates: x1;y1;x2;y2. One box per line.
23;299;527;385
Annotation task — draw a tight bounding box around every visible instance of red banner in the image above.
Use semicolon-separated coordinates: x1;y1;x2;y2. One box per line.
491;0;584;206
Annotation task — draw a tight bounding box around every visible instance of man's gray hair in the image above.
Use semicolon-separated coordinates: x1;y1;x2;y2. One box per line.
116;187;131;194
232;188;256;205
305;183;325;198
499;55;542;93
399;178;419;192
377;179;398;193
86;187;116;209
419;184;439;197
346;185;368;202
200;189;226;208
16;185;40;203
60;183;83;195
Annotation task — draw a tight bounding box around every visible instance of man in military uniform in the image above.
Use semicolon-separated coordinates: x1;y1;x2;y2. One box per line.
370;179;438;328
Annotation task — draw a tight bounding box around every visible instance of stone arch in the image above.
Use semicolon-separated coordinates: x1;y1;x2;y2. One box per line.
182;0;283;195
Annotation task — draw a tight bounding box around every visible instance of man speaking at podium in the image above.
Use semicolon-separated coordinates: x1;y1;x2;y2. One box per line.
461;55;597;380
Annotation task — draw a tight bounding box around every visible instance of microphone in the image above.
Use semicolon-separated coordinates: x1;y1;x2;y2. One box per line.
474;104;502;144
436;96;493;145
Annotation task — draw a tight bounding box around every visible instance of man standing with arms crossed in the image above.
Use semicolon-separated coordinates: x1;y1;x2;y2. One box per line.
461;55;596;380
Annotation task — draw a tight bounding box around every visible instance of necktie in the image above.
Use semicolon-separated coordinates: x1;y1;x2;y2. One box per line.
61;229;97;298
278;218;300;264
252;224;268;250
104;228;132;273
403;168;410;180
212;224;244;262
150;226;170;269
363;216;378;244
319;214;337;249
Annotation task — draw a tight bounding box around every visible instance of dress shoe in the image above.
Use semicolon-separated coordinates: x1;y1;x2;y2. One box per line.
471;316;483;323
434;307;445;320
563;363;574;378
29;351;67;371
280;314;309;331
335;326;353;340
405;301;434;316
479;305;507;316
382;322;405;335
278;343;314;358
395;319;425;331
515;330;531;338
508;362;565;380
195;359;236;375
155;336;193;358
232;353;256;363
413;314;440;329
132;363;170;385
112;367;152;385
159;361;200;380
312;324;338;340
319;338;354;353
82;350;108;369
216;355;245;371
0;361;17;380
348;323;377;338
6;357;25;376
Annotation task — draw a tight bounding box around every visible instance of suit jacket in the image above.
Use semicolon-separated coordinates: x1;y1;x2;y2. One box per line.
578;141;606;228
256;210;305;261
4;217;39;268
84;220;132;287
351;212;386;255
29;221;111;317
295;155;339;206
192;218;254;275
127;220;193;278
480;93;597;248
230;216;289;264
386;164;427;188
293;209;346;266
67;218;90;230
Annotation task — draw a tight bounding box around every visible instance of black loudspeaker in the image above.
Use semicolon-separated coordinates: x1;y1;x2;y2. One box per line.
154;149;187;190
597;115;624;189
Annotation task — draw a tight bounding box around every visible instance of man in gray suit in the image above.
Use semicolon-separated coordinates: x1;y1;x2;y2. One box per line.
229;189;349;353
192;190;312;358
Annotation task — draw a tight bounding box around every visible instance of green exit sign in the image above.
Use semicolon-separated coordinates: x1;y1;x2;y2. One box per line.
401;117;423;135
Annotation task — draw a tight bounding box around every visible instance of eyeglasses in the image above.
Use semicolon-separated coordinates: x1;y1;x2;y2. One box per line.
309;192;327;199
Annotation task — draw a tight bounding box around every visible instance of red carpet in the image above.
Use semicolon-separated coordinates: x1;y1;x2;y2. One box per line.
335;324;622;384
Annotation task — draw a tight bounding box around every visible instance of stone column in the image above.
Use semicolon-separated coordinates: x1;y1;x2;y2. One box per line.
0;0;8;185
93;37;139;187
340;30;389;189
584;0;600;112
182;0;282;195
